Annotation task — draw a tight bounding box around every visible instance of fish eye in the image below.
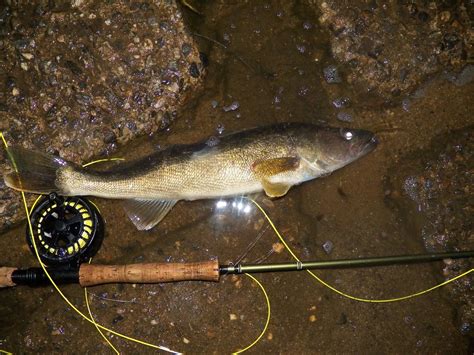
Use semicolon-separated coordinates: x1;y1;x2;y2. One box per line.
341;130;353;140
339;128;353;141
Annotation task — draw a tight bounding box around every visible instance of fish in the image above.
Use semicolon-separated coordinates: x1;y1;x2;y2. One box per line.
4;122;378;230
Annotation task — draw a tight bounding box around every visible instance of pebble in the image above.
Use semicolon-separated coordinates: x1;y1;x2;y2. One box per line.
206;135;220;147
189;62;200;78
147;17;158;27
336;111;352;122
332;97;350;108
309;315;317;322
182;43;192;57
216;123;224;134
296;44;306;54
322;240;333;254
297;86;309;96
303;21;313;30
460;322;471;335
183;337;190;344
229;314;238;321
211;100;218;109
112;315;124;324
439;11;451;22
233;278;242;289
51;326;65;336
12;87;20;96
402;98;411;112
150;319;158;325
323;65;342;84
223;101;240;112
272;242;284;253
336;313;347;325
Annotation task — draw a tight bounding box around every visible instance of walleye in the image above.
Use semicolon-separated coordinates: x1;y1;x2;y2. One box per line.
4;123;377;230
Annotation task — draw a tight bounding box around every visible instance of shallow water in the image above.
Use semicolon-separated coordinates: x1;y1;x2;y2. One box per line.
1;1;473;353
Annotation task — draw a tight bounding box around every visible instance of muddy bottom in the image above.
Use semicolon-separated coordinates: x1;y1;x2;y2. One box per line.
1;1;473;354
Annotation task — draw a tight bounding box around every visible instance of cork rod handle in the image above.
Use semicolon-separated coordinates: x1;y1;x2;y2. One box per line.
79;260;220;287
0;267;16;287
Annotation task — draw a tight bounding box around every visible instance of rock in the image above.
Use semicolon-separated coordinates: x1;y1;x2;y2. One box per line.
336;111;352;122
323;65;342;84
312;0;472;99
223;101;240;112
384;125;474;336
322;240;333;254
332;97;350;108
0;1;205;232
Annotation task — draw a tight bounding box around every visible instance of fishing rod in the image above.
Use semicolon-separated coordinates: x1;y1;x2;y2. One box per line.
2;250;474;288
1;193;473;288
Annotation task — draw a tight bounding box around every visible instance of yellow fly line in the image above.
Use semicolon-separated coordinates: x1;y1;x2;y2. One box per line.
233;274;271;355
84;258;120;355
249;197;474;303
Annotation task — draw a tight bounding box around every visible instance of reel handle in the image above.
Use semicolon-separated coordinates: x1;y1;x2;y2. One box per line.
79;260;220;286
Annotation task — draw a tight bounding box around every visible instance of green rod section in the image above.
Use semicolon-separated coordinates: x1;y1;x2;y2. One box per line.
219;250;474;275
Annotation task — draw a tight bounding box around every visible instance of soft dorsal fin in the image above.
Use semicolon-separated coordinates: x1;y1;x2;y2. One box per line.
123;199;177;230
252;157;300;198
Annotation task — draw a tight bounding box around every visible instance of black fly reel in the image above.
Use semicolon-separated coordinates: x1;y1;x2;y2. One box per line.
27;193;104;267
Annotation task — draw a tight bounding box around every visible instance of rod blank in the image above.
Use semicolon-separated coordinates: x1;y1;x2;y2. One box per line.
220;251;474;274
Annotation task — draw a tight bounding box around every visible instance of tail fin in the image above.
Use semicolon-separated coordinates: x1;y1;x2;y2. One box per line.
3;146;70;194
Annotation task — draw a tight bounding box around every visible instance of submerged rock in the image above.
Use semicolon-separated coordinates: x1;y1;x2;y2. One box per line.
313;1;472;99
384;125;474;336
0;1;205;231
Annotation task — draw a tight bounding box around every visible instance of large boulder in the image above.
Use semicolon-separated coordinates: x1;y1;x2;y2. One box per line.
314;0;472;100
0;1;205;231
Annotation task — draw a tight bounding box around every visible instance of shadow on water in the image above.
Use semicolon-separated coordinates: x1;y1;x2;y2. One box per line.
1;1;473;353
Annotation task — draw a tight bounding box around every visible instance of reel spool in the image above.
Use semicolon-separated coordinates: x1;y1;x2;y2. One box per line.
27;193;104;267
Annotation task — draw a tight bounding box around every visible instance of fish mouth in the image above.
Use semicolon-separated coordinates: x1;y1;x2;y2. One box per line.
362;134;378;155
351;133;378;158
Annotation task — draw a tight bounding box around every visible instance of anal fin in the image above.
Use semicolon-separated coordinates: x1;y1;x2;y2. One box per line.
123;199;177;230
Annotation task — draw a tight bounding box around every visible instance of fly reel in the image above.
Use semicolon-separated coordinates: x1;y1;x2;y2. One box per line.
26;193;104;267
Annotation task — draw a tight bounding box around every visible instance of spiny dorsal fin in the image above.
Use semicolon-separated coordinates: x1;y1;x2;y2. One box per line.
123;199;177;230
252;157;300;198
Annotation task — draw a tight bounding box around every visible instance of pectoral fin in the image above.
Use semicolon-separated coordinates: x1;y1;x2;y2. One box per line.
252;157;300;198
123;199;177;230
